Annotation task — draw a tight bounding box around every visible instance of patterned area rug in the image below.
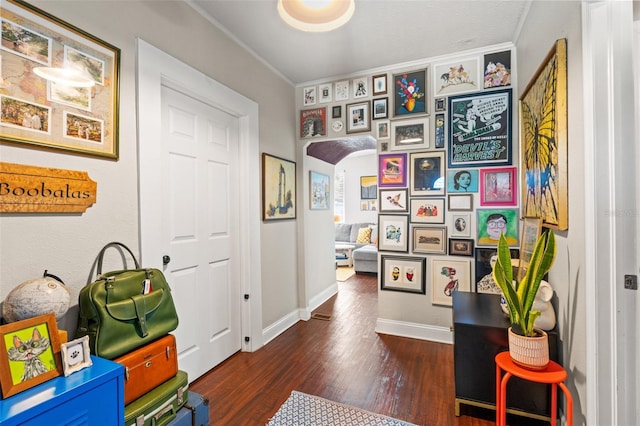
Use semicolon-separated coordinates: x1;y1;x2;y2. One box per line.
266;391;417;426
336;266;355;282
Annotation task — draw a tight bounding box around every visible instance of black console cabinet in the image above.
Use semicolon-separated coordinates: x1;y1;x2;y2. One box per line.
453;292;558;421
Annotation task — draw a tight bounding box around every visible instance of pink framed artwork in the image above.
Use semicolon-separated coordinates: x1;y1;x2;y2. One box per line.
378;153;407;188
480;167;517;206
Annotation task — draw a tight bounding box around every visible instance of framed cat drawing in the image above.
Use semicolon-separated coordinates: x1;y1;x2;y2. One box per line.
0;313;62;398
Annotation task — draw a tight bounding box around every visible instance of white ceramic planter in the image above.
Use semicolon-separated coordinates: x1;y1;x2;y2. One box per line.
507;327;549;370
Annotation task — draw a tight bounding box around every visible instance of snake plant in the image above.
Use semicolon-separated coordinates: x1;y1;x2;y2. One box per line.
492;230;556;337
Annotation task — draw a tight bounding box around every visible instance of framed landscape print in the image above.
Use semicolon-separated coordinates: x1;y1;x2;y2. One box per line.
393;68;427;117
520;38;568;230
309;171;329;210
0;0;120;158
480;167;517;206
430;257;472;306
410;198;445;224
262;153;296;221
379;188;408;212
378;214;409;252
412;225;446;254
360;175;377;200
409;151;445;196
378;153;407;187
372;97;388;120
448;88;512;169
346;101;370;134
381;255;426;294
391;117;429;151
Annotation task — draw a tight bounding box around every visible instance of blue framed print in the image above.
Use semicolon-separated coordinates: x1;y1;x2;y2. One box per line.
446;169;479;193
447;88;512;168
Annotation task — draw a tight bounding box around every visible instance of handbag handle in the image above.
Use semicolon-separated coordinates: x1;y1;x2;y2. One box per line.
96;242;140;275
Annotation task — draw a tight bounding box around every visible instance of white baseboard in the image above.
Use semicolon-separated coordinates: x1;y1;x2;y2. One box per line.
375;318;453;344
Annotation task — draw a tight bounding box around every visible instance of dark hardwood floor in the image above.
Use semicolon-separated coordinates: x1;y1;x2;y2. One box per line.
191;272;546;425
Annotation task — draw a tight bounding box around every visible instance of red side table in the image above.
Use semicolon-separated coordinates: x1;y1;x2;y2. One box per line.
495;351;573;426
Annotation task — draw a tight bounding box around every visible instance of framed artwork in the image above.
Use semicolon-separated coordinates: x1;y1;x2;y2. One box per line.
360;175;377;200
299;107;327;138
480;167;517;206
332;105;342;118
448;88;512;168
409;151;445;196
378;153;407;188
380;255;426;294
484;50;512;89
372;97;388;119
346;101;370;134
309;171;330;210
352;76;368;98
379;188;408;212
434;113;445;149
435;97;446;112
0;0;120;159
393;68;428;117
60;335;92;376
378;214;409;252
318;83;332;103
449;238;474;256
520;38;568;230
262;153;296;221
447;169;479;193
334;80;349;101
410;198;445;224
430;257;472;306
433;57;479;96
376;120;390;140
475;247;519;294
0;313;61;398
379;141;389;153
518;217;543;281
372;73;388;95
451;213;471;237
391;117;429;151
302;86;316;106
448;194;473;211
412;225;447;254
476;208;519;246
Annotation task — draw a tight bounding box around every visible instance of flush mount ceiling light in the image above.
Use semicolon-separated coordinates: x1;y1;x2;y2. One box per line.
33;66;95;88
277;0;355;32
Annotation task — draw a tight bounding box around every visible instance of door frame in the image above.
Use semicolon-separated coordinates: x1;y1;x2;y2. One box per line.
136;39;263;352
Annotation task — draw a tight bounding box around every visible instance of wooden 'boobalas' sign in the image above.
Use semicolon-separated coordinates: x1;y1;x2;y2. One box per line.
0;162;97;213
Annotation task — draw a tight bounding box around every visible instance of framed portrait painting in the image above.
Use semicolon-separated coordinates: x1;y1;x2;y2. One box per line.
378;153;407;188
447;169;479;193
448;88;512;169
0;0;120;158
520;38;568;230
378;214;409;252
262;153;296;221
430;257;472;306
0;313;61;398
380;255;426;294
476;208;518;246
409;151;445;196
309;171;329;210
475;247;519;294
393;68;427;117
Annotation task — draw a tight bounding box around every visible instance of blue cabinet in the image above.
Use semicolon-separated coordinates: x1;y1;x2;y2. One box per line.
0;356;124;425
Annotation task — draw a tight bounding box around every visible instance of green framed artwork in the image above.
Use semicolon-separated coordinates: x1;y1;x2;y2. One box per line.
476;208;519;247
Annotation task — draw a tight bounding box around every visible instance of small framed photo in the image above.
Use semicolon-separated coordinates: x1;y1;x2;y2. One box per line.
409;151;445;196
448;194;473;211
318;83;332;103
332;105;342;118
378;214;409;252
309;171;330;210
410;198;445;224
451;213;471;237
435;97;446;112
480;167;517;206
434;113;445;149
352;76;369;98
335;80;349;101
300;107;327;139
303;86;317;106
60;336;92;376
412;225;447;254
430;257;472;306
391;118;429;151
376;120;390;140
379;188;408;212
372;73;388;95
381;255;426;294
372;97;388;119
378;153;407;187
0;314;61;398
346;101;371;134
449;238;474;256
360;175;378;200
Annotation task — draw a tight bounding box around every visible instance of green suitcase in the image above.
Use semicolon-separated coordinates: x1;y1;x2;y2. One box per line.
125;370;188;426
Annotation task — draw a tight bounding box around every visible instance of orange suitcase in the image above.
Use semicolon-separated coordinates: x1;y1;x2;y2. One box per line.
115;333;178;405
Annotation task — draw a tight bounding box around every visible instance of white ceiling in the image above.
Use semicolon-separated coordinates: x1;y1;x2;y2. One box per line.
188;0;531;86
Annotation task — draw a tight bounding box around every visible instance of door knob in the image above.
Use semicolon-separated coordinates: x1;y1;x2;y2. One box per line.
162;255;171;265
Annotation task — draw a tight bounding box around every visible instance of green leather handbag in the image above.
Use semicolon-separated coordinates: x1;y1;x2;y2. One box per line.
75;242;179;360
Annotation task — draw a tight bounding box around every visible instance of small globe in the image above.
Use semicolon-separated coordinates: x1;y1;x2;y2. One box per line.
2;274;70;323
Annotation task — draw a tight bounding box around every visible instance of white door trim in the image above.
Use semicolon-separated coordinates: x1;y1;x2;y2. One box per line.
136;39;264;352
